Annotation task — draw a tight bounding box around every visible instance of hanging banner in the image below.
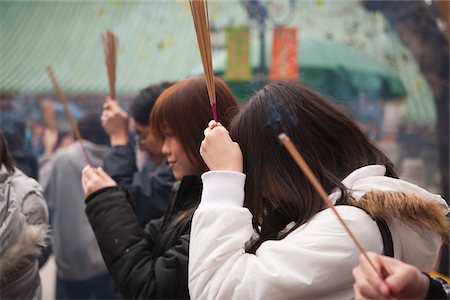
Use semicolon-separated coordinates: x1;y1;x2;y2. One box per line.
225;27;252;81
270;26;298;81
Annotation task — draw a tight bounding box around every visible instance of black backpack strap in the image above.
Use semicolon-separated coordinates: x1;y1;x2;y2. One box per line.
373;217;394;257
337;204;394;257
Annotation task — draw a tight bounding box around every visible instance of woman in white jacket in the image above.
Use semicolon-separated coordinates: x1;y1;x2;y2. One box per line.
189;81;449;299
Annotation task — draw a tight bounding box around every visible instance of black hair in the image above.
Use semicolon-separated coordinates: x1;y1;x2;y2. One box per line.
77;113;109;146
0;112;25;152
129;82;173;125
230;81;397;253
0;130;15;174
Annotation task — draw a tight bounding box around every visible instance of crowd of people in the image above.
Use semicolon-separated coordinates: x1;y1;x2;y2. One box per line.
0;78;448;299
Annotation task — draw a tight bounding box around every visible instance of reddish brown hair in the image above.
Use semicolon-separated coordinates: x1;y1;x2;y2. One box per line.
151;76;239;174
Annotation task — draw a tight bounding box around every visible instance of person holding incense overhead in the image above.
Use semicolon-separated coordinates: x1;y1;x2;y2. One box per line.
101;82;175;226
189;80;449;299
352;252;449;300
81;76;239;299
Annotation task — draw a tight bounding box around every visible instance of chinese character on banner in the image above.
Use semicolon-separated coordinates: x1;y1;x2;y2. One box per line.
225;27;252;81
270;27;298;81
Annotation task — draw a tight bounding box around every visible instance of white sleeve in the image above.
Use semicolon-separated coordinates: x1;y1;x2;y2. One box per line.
189;171;384;300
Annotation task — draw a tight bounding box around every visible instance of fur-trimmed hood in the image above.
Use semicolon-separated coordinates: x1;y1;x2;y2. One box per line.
329;165;449;272
0;223;48;281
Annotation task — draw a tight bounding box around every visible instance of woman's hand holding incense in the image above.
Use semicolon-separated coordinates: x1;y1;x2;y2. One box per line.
353;252;429;300
201;120;243;173
102;97;129;146
82;165;117;197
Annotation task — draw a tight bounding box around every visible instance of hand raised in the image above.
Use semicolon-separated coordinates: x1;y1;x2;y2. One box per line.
353;252;429;300
82;166;117;197
101;97;129;145
200;120;243;173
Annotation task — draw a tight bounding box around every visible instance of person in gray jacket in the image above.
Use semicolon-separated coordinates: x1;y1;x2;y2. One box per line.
0;130;49;300
42;113;114;299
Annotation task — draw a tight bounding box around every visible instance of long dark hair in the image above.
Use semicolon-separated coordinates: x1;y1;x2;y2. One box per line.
78;112;109;146
230;81;397;253
0;130;15;174
151;76;240;174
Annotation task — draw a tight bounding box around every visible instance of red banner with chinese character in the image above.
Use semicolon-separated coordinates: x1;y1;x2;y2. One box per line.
225;27;252;81
270;27;298;81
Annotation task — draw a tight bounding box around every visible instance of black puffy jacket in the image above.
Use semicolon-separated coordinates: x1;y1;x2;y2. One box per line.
103;144;175;225
85;175;201;299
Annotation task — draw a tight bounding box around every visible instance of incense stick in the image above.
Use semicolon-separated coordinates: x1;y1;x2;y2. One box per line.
278;133;382;275
102;30;118;100
189;0;217;121
46;66;93;165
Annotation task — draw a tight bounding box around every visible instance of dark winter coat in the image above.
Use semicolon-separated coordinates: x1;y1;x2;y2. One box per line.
85;175;201;299
103;144;175;225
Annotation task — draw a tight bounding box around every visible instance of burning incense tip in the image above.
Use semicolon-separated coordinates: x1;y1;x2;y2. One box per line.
278;133;288;141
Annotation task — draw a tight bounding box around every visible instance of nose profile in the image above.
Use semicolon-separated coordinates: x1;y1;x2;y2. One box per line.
161;139;170;155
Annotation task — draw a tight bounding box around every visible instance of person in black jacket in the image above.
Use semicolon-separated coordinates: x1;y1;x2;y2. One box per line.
101;83;175;225
81;76;239;299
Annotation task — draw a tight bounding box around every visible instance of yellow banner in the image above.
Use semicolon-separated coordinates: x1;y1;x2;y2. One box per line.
225;27;252;81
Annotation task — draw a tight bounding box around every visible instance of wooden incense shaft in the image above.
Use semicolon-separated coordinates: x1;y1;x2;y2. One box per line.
189;0;217;121
278;133;383;276
46;66;93;165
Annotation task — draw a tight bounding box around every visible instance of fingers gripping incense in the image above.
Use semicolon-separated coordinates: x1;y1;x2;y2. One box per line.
278;133;386;277
46;66;93;165
189;0;217;121
102;30;118;100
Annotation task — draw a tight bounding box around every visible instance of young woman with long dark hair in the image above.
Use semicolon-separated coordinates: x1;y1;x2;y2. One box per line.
190;81;449;299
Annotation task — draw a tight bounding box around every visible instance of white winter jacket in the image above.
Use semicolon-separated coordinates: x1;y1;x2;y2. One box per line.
189;165;449;299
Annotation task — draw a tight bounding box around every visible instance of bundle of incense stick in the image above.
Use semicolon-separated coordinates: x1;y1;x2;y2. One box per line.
46;66;93;165
278;133;386;277
102;30;118;100
189;0;217;121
